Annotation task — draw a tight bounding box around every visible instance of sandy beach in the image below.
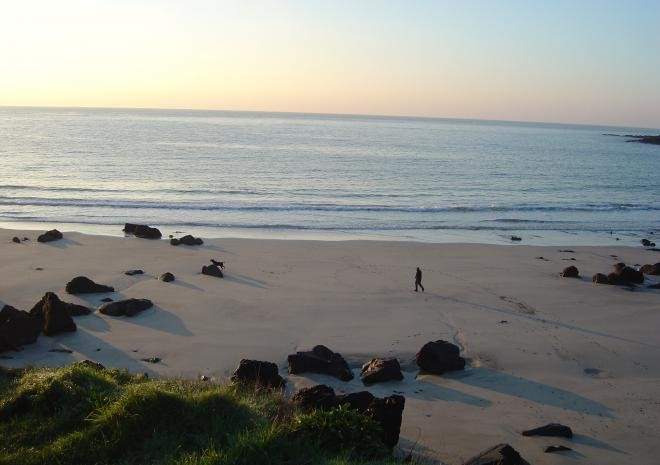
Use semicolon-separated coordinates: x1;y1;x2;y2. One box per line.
1;228;659;464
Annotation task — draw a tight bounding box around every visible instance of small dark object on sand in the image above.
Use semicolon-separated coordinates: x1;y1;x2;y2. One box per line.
125;269;144;276
202;264;223;278
100;297;113;302
558;249;574;253
510;236;522;241
500;320;508;324
561;266;579;278
37;229;63;243
141;357;161;363
522;423;573;438
12;237;21;243
642;238;656;247
210;259;225;269
49;348;73;353
170;234;203;246
416;340;466;374
123;223;162;239
545;445;572;453
592;273;609;284
160;272;175;282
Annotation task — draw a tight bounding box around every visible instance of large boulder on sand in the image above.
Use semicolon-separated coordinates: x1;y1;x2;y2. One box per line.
360;358;403;385
292;384;405;448
230;359;285;389
0;305;41;352
287;345;353;381
65;276;114;294
99;298;153;317
463;443;530;465
522;422;573;438
641;263;660;275
28;292;77;336
37;229;63;243
30;292;91;318
123;223;162;239
416;340;466;374
561;266;579;278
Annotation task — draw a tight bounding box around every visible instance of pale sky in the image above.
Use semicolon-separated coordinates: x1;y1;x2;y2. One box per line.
1;0;659;128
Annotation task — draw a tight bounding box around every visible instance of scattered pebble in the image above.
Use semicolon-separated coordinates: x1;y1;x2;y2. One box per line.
125;269;144;276
141;357;161;364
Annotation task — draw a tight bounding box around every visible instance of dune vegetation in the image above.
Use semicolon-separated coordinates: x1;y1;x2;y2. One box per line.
0;362;402;465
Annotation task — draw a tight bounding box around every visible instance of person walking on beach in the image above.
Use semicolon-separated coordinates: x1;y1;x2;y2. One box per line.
414;267;424;292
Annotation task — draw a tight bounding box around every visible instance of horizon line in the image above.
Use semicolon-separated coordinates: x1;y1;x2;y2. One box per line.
1;104;658;132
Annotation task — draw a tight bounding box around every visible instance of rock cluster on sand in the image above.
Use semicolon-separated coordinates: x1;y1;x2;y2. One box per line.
170;235;203;246
123;223;162;239
99;298;153;317
360;358;404;385
65;276;115;294
292;384;405;448
642;238;656;247
230;359;285;389
287;345;353;381
416;340;466;374
561;265;579;278
37;229;63;243
463;443;530;465
593;262;644;286
522;422;573;438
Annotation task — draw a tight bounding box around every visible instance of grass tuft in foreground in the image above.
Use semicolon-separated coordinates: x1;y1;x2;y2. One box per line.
0;362;402;465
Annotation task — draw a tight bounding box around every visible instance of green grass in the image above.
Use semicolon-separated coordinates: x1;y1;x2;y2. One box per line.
0;362;402;465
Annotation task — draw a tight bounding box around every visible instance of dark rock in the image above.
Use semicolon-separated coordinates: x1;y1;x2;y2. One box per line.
230;359;285;389
37;229;63;243
123;223;162;239
510;236;522;241
642;238;656;247
558;249;575;253
615;266;644;284
287;345;353;381
416;340;466;374
141;357;161;364
626;135;660;145
0;305;41;352
99;298;153;317
366;395;405;448
49;348;73;353
292;384;339;410
592;273;609;284
360;358;403;385
640;263;660;275
545;445;572;453
30;293;92;317
336;391;376;412
100;297;113;302
77;360;105;370
522;423;573;438
463;443;530;465
210;259;225;268
613;262;627;272
170;234;203;246
12;237;21;244
29;292;77;336
65;276;114;294
124;269;144;276
202;264;223;278
159;272;175;282
561;266;579;278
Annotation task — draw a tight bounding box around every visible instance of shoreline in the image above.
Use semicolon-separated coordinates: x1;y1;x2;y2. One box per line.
0;220;654;247
2;227;659;464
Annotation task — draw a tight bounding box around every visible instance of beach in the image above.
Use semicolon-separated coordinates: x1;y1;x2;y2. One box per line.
2;227;659;464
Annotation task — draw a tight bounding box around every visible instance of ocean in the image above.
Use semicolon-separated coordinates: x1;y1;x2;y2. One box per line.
0;106;658;245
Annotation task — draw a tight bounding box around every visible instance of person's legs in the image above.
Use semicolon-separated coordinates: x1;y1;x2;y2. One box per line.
420;282;425;292
414;280;419;291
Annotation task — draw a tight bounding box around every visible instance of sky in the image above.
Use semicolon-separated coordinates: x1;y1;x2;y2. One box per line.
1;0;659;128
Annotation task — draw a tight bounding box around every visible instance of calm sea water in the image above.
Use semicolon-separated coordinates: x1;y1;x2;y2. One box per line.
0;107;658;244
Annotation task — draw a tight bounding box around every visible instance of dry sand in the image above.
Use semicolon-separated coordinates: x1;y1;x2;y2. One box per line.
1;228;659;464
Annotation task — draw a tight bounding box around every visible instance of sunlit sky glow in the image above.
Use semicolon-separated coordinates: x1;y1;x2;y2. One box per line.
1;0;659;128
